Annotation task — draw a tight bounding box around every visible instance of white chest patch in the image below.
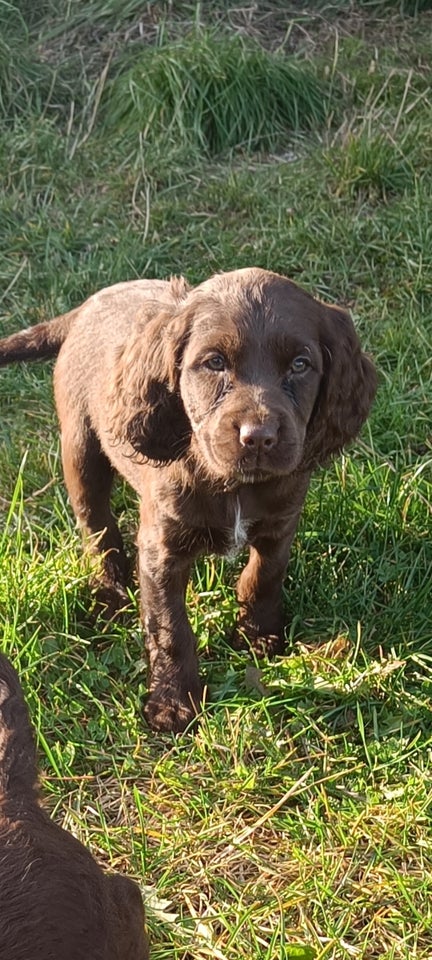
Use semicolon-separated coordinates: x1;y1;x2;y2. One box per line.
225;497;250;558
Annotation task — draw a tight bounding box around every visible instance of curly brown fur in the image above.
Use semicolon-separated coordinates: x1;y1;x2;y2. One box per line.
0;269;377;732
0;653;149;960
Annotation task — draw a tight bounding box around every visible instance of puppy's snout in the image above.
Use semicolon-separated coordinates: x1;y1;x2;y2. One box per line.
239;421;278;451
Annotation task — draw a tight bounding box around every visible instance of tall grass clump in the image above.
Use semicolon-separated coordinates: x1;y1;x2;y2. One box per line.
105;32;332;157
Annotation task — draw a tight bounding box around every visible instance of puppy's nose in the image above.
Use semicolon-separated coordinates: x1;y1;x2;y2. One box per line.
239;422;278;450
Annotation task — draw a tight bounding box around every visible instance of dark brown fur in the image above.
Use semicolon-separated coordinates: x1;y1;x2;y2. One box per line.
0;652;149;959
0;269;377;732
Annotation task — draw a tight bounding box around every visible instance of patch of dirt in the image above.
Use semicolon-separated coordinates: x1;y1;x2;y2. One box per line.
36;1;431;75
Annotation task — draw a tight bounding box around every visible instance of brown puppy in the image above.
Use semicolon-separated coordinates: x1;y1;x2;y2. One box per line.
0;268;377;732
0;652;149;960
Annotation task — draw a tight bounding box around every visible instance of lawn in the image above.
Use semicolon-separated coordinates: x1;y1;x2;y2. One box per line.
1;1;432;957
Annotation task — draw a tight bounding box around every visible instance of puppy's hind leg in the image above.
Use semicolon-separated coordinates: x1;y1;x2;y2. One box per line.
59;411;131;616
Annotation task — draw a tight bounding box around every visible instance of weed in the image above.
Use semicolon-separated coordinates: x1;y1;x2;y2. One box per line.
322;131;414;200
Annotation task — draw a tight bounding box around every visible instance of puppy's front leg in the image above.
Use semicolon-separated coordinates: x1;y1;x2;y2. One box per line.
235;481;310;657
137;525;202;733
235;533;294;657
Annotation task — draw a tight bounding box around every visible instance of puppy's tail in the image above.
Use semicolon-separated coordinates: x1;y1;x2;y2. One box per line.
0;307;78;366
0;653;38;803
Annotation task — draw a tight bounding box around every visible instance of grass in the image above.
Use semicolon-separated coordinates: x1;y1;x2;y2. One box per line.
358;0;432;11
321;131;415;201
1;1;432;957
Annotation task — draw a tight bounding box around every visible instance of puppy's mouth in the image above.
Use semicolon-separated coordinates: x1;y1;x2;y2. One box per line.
236;467;269;483
192;432;302;488
223;466;272;490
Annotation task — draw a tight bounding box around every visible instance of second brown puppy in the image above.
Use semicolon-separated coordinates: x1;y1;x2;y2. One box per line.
0;268;377;732
0;652;148;959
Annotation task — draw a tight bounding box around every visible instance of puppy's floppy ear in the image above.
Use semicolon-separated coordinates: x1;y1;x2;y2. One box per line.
108;280;193;462
304;304;377;467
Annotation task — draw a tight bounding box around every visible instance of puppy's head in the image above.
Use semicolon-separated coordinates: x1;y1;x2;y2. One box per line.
109;268;376;481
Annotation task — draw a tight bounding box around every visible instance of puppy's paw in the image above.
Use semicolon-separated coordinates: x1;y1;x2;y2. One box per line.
231;625;285;658
91;582;133;623
144;682;203;734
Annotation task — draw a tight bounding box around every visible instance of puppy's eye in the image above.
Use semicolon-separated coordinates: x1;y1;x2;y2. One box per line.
205;354;226;372
291;356;310;374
